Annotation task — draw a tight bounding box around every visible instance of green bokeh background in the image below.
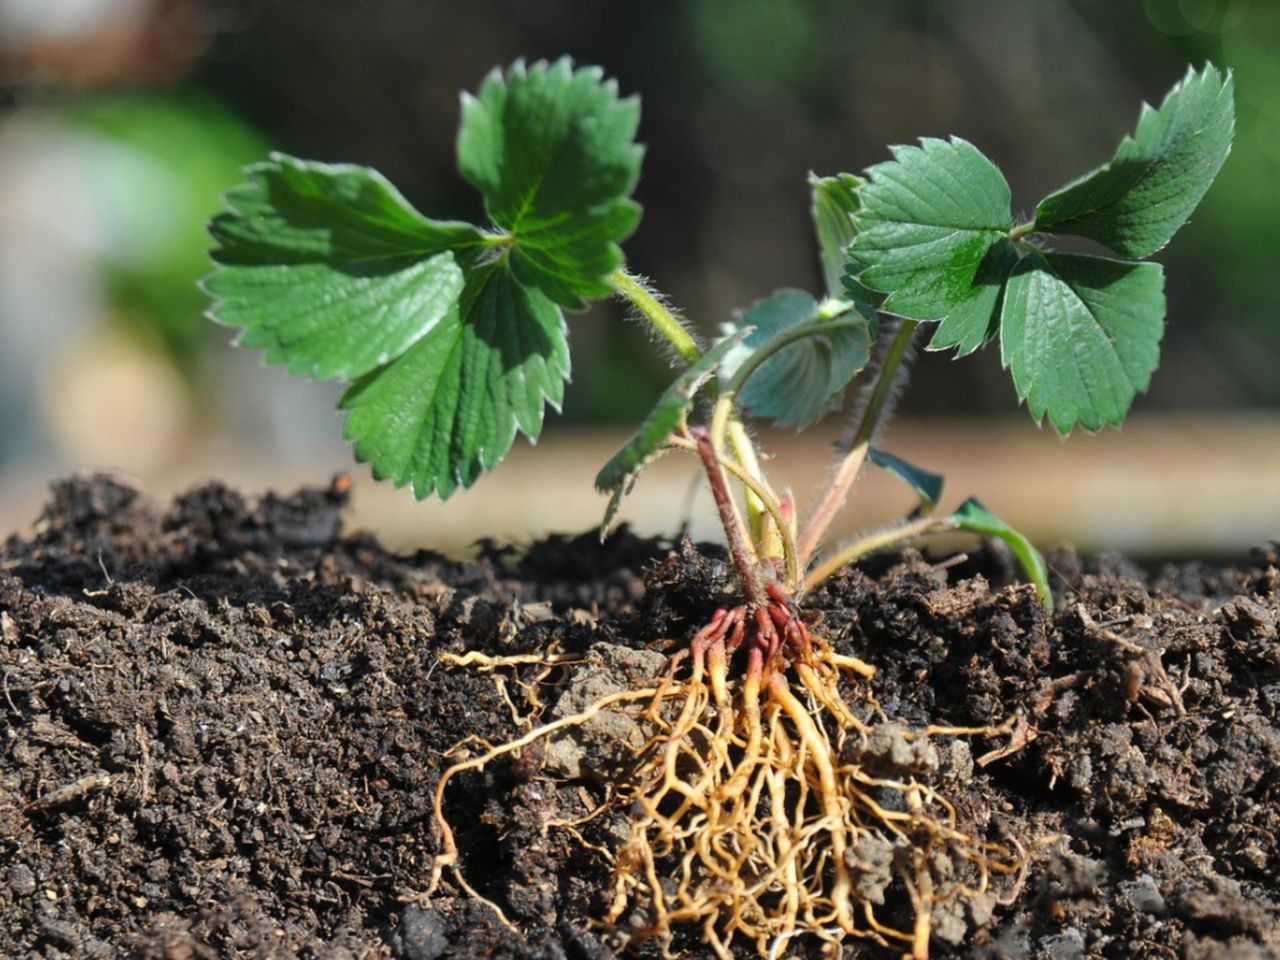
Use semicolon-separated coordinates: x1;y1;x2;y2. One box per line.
4;0;1277;427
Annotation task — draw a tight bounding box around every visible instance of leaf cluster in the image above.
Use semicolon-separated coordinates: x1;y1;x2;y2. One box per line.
207;59;641;498
204;59;1234;607
848;64;1234;433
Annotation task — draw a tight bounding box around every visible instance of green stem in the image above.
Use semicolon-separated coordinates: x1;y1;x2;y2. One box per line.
610;266;781;551
725;420;771;546
850;317;919;450
795;317;920;570
709;317;862;559
1008;220;1037;241
803;515;951;593
608;268;701;365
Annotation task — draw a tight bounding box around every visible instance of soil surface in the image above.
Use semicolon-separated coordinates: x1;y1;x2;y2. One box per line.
2;474;1278;959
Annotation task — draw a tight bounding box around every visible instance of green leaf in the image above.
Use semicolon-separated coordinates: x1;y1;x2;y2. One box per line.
1034;64;1234;259
458;58;643;309
206;154;487;380
719;290;871;429
1000;251;1165;434
867;448;944;514
595;332;750;531
850;137;1014;356
340;260;569;500
811;172;882;318
809;172;863;300
950;497;1051;608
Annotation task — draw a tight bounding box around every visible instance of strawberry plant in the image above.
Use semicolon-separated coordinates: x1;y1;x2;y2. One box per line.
206;59;1233;958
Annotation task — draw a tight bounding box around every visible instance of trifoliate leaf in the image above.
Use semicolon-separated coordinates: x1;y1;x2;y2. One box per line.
850;137;1014;356
868;448;944;513
340;260;569;500
209;59;650;501
595;331;751;531
719;290;871;429
1034;64;1234;259
950;497;1051;607
206;154;487;380
458;58;643;309
1000;251;1165;434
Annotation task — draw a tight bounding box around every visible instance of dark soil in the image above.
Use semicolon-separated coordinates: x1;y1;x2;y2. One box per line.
2;474;1278;959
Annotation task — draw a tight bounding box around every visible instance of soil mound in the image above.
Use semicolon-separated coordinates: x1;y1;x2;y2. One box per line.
1;475;1277;958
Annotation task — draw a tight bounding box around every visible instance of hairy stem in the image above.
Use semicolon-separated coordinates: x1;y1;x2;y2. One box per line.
709;318;863;561
692;427;766;607
795;318;919;571
726;420;771;547
609;268;702;365
1008;220;1037;241
803;515;949;593
610;267;778;545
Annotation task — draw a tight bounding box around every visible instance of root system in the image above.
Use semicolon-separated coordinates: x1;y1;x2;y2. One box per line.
433;584;1022;959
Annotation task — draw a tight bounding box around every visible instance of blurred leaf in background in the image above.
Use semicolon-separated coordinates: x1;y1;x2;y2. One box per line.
0;0;265;471
0;91;264;470
1198;0;1280;333
64;92;265;370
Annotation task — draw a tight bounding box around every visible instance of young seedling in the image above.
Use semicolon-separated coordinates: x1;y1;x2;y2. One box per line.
206;59;1233;958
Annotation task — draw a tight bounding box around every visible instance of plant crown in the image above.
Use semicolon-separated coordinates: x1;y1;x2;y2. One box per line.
206;59;1233;603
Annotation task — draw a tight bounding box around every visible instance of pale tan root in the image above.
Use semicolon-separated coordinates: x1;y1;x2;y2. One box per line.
607;638;1028;959
431;637;1029;958
440;649;582;722
426;683;662;928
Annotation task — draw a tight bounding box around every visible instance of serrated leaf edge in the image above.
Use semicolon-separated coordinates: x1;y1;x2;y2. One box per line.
1030;63;1234;257
999;250;1166;435
202;153;491;383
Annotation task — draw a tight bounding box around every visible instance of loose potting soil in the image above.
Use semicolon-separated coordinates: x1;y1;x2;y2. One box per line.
1;475;1277;958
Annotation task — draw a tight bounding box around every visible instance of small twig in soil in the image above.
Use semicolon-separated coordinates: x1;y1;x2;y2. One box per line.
1077;605;1186;717
133;723;154;804
30;717;98;754
977;716;1038;768
26;772;115;812
1030;670;1090;717
97;552;114;584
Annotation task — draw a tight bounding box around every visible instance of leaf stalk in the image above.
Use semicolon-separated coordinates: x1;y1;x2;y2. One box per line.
796;318;919;570
611;267;781;561
1007;221;1037;241
668;435;800;593
691;427;767;607
803;515;948;593
609;268;701;365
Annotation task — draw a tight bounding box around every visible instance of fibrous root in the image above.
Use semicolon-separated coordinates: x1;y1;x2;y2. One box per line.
430;584;1024;959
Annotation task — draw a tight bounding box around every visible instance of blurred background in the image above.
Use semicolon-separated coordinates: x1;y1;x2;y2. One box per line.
1;0;1277;560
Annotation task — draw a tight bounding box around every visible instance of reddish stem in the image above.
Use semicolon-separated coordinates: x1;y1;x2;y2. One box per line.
691;426;766;608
